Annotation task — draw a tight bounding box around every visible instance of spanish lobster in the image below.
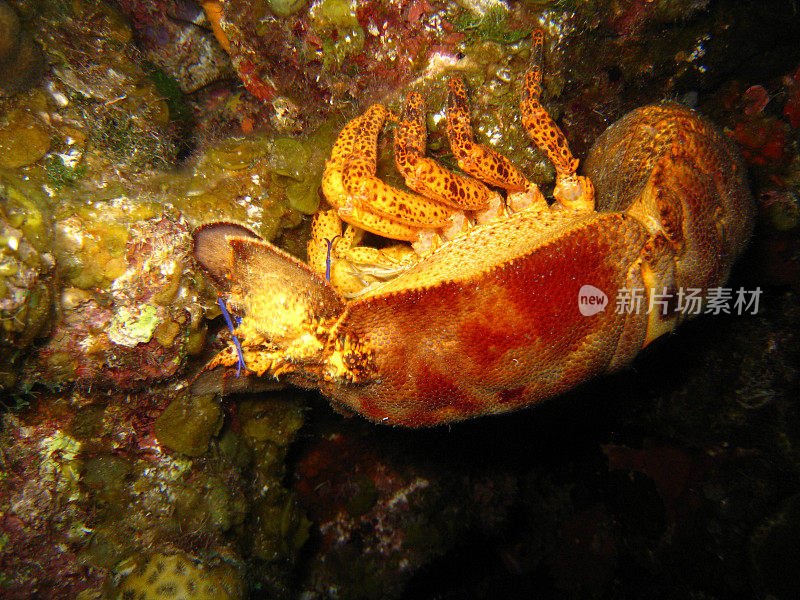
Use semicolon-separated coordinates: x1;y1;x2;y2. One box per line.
192;33;754;427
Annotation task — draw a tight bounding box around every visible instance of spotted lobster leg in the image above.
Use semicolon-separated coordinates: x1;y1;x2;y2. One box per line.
394;91;499;212
321;106;456;239
446;77;531;195
520;30;595;212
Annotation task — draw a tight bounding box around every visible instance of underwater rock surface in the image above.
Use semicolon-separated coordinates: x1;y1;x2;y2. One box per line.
0;0;799;599
0;1;45;98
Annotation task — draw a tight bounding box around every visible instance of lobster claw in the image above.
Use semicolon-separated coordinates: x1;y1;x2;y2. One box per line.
193;222;344;324
192;222;345;393
193;222;262;288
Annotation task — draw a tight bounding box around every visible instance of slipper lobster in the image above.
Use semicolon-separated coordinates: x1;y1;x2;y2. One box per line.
192;35;754;427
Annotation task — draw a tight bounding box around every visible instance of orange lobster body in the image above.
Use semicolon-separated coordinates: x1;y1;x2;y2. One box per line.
193;103;754;427
315;211;648;425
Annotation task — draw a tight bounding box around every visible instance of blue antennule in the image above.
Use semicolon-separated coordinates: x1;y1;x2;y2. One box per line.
324;235;340;282
217;296;247;377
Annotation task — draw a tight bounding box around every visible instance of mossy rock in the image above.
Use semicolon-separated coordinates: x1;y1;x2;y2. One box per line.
249;491;311;562
268;0;307;18
154;393;224;457
239;397;305;449
0;108;50;168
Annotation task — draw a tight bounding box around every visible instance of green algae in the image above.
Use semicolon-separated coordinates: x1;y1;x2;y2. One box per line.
107;304;159;346
240;397;305;449
143;62;192;125
150;267;183;307
170;132;323;240
26;0;179;175
0;107;50;168
0;174;55;361
61;407;249;577
44;154;87;188
0;278;53;343
184;323;208;356
250;490;311;561
68;403;106;440
0;171;52;252
236;395;310;562
268;0;307;18
154;393;224;457
270;137;308;180
87;103;172;171
270;137;322;214
38;350;77;381
82;454;133;504
309;0;364;70
52;221;127;290
455;4;532;44
204;136;274;171
217;426;254;469
50;198;160;291
172;471;247;533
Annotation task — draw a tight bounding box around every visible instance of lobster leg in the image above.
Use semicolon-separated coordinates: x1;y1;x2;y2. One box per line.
395;92;498;211
308;209;418;295
520;30;595;213
446;77;532;194
308;208;343;276
446;76;547;215
341;105;456;229
321;110;428;242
